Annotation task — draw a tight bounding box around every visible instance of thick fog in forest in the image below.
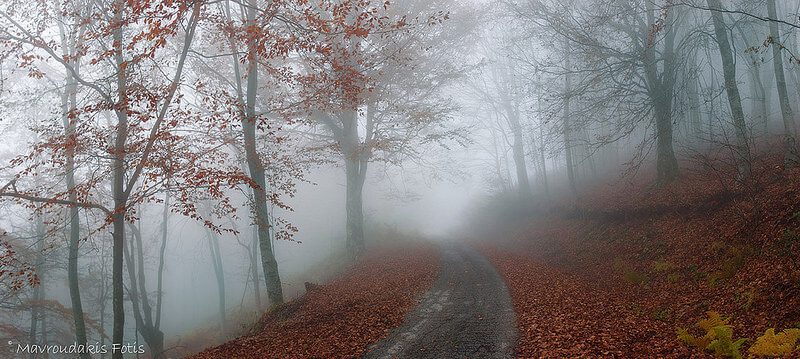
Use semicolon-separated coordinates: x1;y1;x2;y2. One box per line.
1;0;800;357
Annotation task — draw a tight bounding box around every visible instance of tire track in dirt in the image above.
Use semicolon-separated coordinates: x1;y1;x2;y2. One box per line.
363;242;517;359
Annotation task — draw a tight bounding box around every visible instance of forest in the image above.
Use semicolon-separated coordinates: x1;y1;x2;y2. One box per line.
1;0;799;358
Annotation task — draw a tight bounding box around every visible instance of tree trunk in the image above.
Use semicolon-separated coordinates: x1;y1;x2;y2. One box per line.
708;0;752;181
243;0;283;306
733;20;769;134
688;75;703;142
154;191;168;351
204;228;227;336
539;126;549;199
223;0;265;312
653;102;679;185
57;20;90;356
111;7;128;355
509;111;531;198
28;215;45;354
124;224;165;359
251;225;261;311
766;0;800;166
645;2;679;186
563;49;578;203
342;107;367;260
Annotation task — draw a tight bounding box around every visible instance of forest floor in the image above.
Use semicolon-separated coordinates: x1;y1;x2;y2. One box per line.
189;241;439;359
475;149;800;358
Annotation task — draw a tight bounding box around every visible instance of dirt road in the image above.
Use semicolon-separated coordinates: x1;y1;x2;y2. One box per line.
363;242;517;358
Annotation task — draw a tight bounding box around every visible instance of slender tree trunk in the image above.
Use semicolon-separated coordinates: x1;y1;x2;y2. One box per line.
205;228;227;336
688;75;703;142
153;191;168;356
39;277;46;346
124;223;165;359
242;0;283;306
57;20;90;356
563;50;577;203
767;0;800;166
706;66;716;142
733;20;769;133
223;0;265;312
251;225;261;311
111;7;128;355
708;0;752;181
28;215;45;354
509;110;531;198
539;126;549;199
749;66;768;129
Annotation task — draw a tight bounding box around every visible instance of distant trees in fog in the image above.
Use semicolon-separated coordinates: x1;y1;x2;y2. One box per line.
473;0;800;198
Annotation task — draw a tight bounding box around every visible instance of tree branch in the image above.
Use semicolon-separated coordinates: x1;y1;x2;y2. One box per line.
0;184;112;216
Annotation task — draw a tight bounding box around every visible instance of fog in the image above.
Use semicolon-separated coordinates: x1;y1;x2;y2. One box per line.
1;0;799;357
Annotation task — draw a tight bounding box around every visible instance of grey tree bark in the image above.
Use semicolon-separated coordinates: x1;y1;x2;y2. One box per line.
766;0;800;166
251;225;262;310
241;0;284;306
563;47;577;202
342;106;368;260
708;0;752;180
204;227;227;336
124;223;165;359
643;1;679;186
28;214;45;356
110;8;129;354
507;104;531;198
56;13;90;357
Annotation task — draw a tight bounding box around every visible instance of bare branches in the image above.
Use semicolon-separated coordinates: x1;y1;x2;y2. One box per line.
0;183;112;216
672;1;800;29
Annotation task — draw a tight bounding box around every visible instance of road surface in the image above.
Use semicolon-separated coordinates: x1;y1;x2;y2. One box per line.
363;242;517;359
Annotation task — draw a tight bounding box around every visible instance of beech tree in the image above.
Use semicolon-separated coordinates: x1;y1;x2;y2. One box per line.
467;36;533;199
706;0;752;180
765;0;800;166
194;0;318;307
507;0;692;186
0;1;246;357
123;197;170;358
304;0;469;259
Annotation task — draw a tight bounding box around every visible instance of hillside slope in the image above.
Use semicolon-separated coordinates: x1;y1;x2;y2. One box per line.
478;153;800;357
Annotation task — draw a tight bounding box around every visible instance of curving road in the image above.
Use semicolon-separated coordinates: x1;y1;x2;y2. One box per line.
363;242;517;359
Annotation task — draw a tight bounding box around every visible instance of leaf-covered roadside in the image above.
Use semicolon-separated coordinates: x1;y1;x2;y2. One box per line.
190;242;439;359
481;245;691;358
478;152;800;358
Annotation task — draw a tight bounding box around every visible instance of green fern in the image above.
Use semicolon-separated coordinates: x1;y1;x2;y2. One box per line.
706;325;747;359
677;312;747;358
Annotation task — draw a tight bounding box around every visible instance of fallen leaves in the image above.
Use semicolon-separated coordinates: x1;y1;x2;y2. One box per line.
475;149;800;358
481;245;690;358
190;241;439;359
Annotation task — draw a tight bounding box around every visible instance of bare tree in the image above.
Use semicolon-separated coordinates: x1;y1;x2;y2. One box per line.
707;0;752;180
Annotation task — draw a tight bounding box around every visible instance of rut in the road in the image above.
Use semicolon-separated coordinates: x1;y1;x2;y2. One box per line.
363;243;517;359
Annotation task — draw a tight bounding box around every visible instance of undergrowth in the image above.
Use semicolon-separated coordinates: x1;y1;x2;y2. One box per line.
677;311;800;358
